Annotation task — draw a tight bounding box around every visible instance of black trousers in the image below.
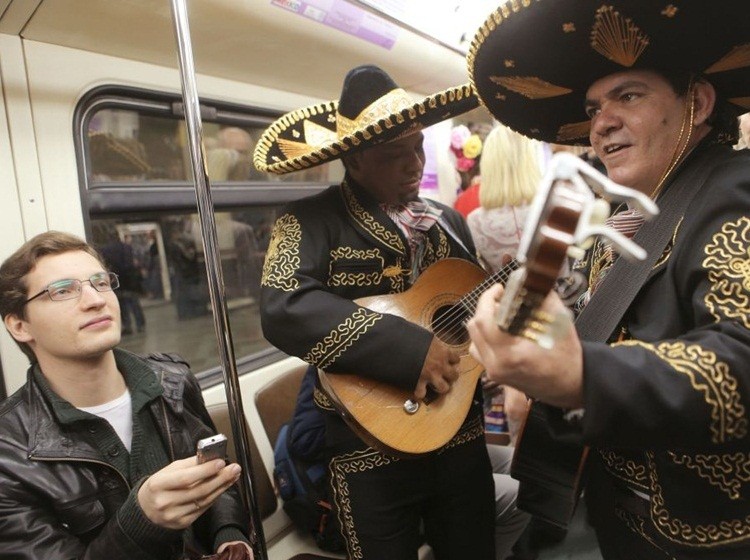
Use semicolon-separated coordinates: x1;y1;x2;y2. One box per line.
327;427;495;560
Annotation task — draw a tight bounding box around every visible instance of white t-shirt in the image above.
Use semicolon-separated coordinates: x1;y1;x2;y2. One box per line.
78;390;133;452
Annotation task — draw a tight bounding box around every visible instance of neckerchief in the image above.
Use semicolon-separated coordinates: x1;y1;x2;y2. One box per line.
382;199;443;283
575;207;645;312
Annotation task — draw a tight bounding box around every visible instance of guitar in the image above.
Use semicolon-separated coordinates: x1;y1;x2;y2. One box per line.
318;257;518;457
319;153;656;463
494;153;658;529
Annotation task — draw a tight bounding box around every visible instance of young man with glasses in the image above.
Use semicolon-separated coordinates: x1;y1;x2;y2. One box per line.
0;231;253;560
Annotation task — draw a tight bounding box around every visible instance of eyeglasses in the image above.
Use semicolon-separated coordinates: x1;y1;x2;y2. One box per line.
24;272;120;304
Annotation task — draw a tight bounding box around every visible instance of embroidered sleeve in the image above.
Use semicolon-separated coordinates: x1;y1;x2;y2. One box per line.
702;216;750;329
261;213;301;291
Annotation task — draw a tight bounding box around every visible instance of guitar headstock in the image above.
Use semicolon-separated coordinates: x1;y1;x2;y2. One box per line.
495;152;658;347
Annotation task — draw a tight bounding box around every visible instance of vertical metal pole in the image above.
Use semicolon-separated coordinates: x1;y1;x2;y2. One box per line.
168;1;267;558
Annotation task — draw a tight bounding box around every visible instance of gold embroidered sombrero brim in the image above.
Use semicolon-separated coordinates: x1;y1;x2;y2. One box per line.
468;0;750;145
88;132;151;175
253;84;479;174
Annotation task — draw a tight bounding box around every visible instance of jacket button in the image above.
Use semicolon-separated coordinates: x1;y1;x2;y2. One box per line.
108;446;120;457
88;426;98;434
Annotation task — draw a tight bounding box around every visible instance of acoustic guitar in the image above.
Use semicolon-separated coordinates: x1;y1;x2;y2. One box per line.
319;153;654;467
318;257;518;457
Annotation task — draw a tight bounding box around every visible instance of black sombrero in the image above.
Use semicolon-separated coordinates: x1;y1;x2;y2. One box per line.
468;0;750;145
254;64;479;174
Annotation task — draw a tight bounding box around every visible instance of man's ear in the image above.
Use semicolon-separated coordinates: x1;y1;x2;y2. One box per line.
692;79;716;127
4;313;33;344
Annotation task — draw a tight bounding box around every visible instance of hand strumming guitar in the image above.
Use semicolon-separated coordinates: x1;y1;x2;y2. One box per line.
467;284;584;409
414;337;461;400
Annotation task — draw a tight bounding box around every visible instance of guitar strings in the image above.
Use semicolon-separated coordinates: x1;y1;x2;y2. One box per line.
431;263;515;337
429;261;518;342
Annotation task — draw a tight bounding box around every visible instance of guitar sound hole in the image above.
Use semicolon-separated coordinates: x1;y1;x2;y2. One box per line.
431;304;469;345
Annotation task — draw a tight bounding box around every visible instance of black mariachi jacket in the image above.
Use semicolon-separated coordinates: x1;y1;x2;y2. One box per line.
260;179;483;440
575;145;750;557
0;350;249;560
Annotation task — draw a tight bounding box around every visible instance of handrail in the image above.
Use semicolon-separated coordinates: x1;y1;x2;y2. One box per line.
168;1;268;558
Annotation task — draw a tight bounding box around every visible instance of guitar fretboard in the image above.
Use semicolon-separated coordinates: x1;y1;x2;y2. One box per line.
459;259;519;315
429;259;520;344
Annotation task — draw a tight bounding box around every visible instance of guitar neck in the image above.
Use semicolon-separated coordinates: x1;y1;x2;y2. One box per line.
459;259;519;315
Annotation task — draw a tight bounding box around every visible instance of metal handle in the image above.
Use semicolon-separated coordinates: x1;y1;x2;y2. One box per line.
168;1;267;557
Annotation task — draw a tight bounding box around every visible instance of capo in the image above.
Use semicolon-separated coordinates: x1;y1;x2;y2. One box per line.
496;153;657;349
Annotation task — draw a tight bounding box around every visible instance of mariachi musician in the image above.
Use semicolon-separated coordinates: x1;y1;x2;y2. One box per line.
467;1;750;559
254;65;501;559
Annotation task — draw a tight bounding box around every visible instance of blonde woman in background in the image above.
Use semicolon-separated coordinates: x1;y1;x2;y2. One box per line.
465;124;545;560
466;124;541;272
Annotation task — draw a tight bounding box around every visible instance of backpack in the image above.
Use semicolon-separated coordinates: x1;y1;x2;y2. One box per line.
273;421;344;552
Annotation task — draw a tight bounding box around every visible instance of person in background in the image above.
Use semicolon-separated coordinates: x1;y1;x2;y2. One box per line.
145;230;164;299
0;231;253;560
465;123;544;559
467;1;750;558
100;233;146;335
168;223;209;320
466;124;541;273
451;123;484;218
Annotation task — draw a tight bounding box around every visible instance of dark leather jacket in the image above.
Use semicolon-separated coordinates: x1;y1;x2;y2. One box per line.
0;351;249;560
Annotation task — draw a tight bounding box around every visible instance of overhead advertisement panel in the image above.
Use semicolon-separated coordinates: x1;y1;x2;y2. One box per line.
270;0;400;49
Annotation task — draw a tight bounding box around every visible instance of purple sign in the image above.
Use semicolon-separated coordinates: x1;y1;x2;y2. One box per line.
271;0;399;49
419;126;438;194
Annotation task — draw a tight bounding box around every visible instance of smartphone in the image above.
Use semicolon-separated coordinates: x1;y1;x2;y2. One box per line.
196;433;228;464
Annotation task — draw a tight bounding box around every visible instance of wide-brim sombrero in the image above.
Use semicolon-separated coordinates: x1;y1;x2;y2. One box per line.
254;65;479;174
468;0;750;145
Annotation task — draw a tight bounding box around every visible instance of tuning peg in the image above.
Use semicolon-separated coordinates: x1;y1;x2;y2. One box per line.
521;309;573;350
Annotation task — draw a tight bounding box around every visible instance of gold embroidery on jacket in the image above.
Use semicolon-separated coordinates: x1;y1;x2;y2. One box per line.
314;386;335;411
341;182;405;255
261;213;301;291
615;508;677;559
653;218;682;270
439;416;484;453
385;258;407;293
702;216;750;329
614;341;747;444
599;449;649;490
330;448;397;560
649;452;750;547
669;451;750;500
328;247;384;287
435;226;451;260
303;308;382;369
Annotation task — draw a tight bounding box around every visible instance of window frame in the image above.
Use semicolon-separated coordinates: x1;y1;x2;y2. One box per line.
74;85;329;386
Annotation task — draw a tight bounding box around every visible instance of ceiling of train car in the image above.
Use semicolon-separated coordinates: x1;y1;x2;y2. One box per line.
359;0;500;54
1;0;485;103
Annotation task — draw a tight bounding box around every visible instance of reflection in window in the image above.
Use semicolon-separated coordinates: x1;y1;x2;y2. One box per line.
86;108;343;184
91;207;280;373
78;88;333;380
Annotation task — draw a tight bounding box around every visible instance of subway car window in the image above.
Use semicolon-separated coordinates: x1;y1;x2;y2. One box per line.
85;108;341;184
76;88;341;382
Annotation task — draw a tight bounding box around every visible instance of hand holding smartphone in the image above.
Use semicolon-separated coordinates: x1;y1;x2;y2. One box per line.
196;433;228;464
